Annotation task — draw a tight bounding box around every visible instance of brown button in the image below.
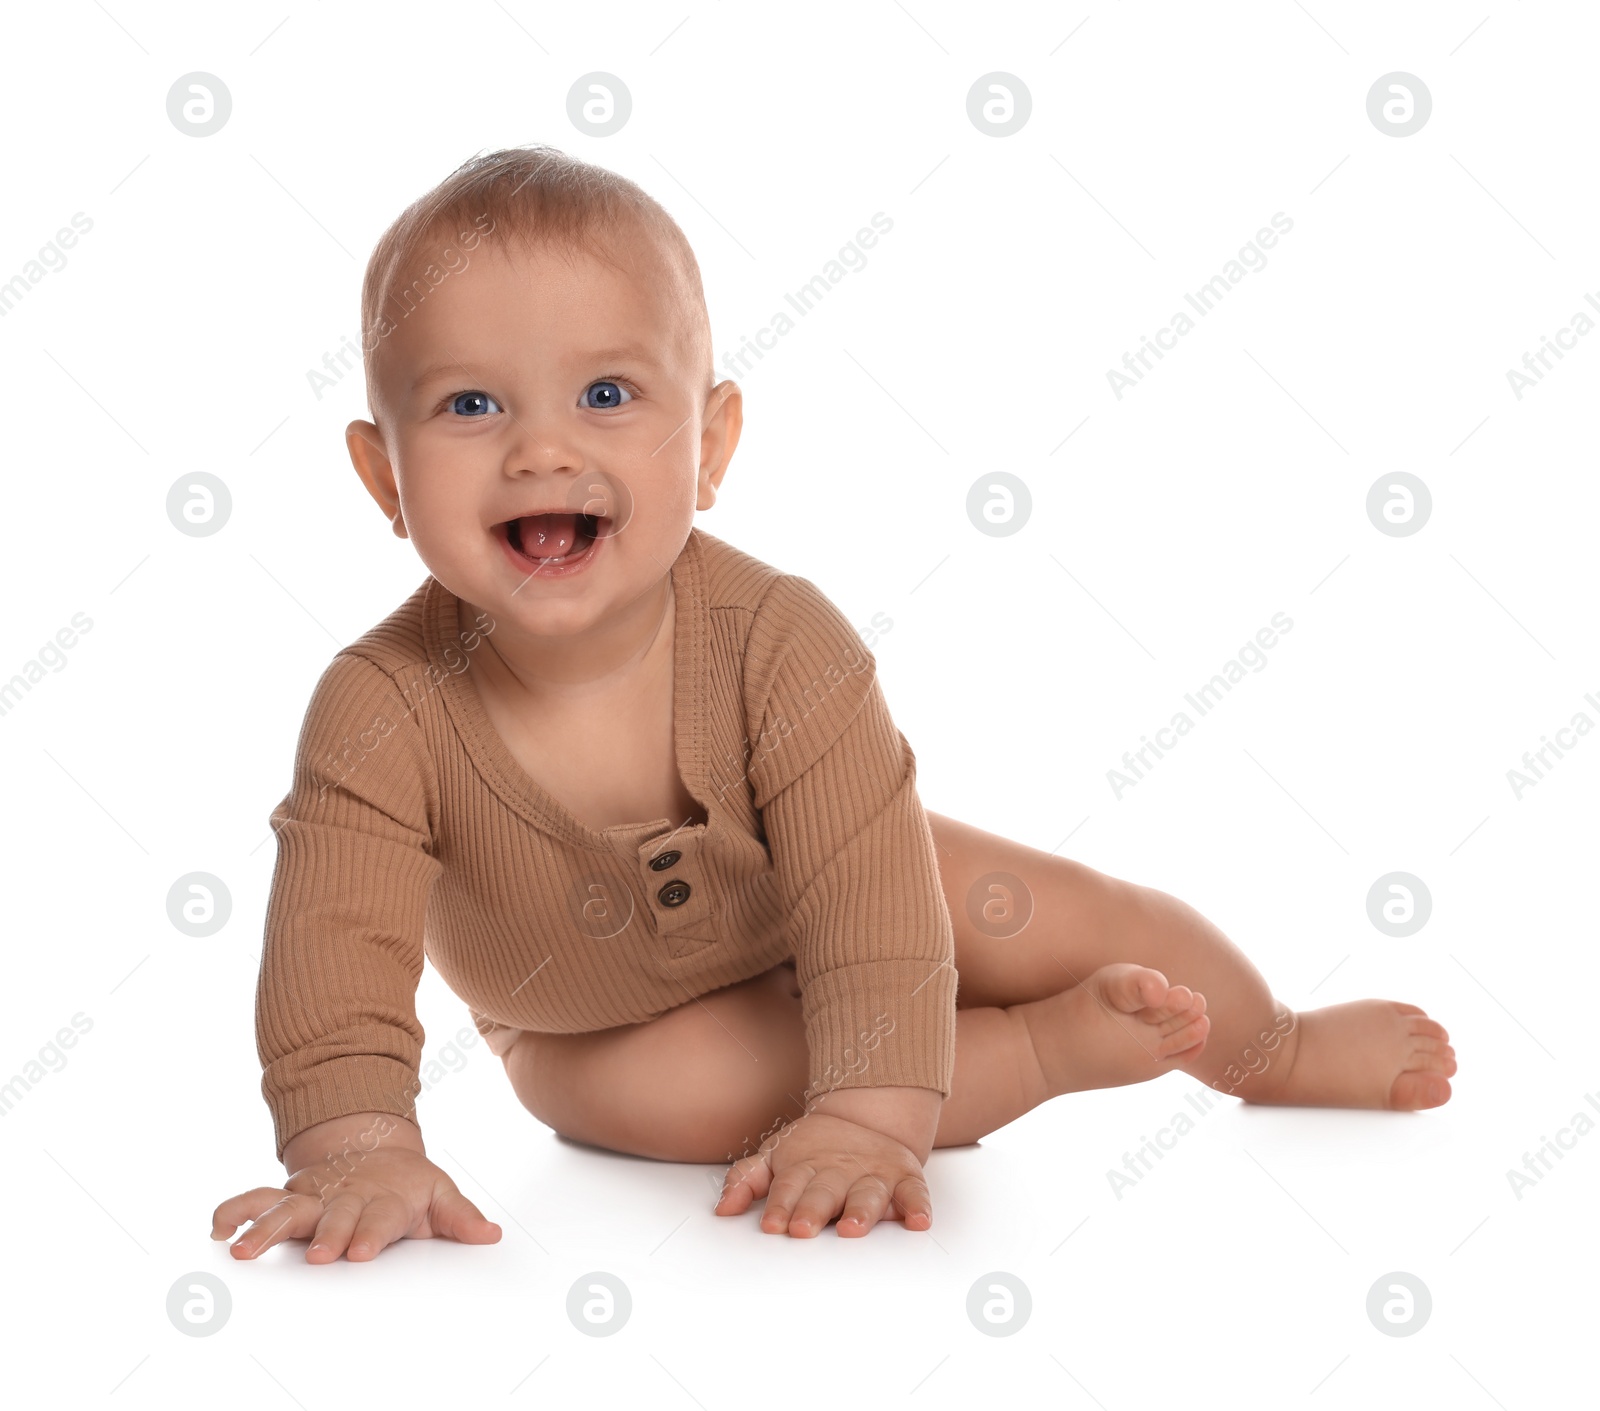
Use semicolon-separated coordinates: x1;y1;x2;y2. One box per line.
657;880;691;907
649;850;682;872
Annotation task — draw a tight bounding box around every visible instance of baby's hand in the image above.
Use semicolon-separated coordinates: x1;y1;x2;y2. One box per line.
211;1147;501;1263
713;1110;932;1238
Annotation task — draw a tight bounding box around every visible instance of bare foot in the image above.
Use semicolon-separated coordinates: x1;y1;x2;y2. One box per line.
1240;1000;1457;1110
1017;962;1211;1099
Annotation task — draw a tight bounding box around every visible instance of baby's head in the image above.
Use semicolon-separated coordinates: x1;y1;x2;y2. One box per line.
346;145;741;638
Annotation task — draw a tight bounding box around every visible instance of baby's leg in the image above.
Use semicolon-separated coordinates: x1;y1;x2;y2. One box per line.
925;810;1456;1110
501;961;1208;1164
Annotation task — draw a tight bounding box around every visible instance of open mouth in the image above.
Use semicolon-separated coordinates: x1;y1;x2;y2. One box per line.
498;511;607;573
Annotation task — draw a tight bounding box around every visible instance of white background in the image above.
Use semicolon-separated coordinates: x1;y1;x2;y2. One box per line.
1;0;1594;1405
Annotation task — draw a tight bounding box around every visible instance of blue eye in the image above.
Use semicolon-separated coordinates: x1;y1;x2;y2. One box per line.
449;390;501;417
584;380;632;410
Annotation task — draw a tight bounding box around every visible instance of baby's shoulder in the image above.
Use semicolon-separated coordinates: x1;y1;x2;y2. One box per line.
693;528;851;635
336;577;435;680
293;579;437;740
692;528;876;694
693;527;785;615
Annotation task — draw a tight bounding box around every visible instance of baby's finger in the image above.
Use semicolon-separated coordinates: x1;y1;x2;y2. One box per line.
344;1193;415;1262
429;1187;502;1245
306;1197;366;1263
783;1170;850;1239
228;1193;321;1260
836;1173;894;1238
757;1166;818;1234
890;1172;934;1231
211;1187;294;1240
714;1153;771;1216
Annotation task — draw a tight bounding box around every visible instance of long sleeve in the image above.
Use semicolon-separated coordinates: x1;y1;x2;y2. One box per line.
256;649;444;1163
745;575;958;1098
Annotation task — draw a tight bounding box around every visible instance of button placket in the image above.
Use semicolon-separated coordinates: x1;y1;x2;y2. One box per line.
636;825;715;947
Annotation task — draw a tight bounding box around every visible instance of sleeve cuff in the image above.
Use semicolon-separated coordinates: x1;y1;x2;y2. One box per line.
799;957;958;1098
265;1053;423;1164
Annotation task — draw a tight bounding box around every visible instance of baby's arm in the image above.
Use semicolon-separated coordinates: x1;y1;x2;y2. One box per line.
717;575;958;1236
211;651;499;1262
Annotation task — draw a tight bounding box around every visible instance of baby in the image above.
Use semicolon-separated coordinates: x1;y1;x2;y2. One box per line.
211;145;1456;1260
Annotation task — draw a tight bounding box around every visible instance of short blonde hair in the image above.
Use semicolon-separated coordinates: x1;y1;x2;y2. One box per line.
357;144;713;414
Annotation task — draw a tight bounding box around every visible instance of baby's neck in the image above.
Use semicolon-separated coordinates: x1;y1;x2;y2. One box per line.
456;576;675;707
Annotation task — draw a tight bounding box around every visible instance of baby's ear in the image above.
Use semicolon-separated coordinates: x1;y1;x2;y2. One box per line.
346;419;408;539
697;380;742;508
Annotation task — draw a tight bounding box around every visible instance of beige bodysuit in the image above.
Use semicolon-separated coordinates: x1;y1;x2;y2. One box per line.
255;527;957;1161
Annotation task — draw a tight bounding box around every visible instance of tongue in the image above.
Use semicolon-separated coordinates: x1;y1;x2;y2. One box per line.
517;513;584;559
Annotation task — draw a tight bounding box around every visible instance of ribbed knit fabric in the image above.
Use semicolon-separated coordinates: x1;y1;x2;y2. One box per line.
256;527;958;1161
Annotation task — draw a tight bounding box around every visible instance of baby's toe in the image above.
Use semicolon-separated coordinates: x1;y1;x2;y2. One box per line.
1393;1001;1449;1039
1153;999;1206;1037
1156;984;1198;1018
1156;1011;1211;1059
1132;979;1202;1024
1407;1045;1455;1075
1098;963;1172;1015
1409;1035;1457;1075
1408;1015;1450;1043
1390;1070;1451;1110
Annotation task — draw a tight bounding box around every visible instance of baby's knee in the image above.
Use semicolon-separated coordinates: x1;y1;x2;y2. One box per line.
649;1006;806;1154
504;1000;804;1163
